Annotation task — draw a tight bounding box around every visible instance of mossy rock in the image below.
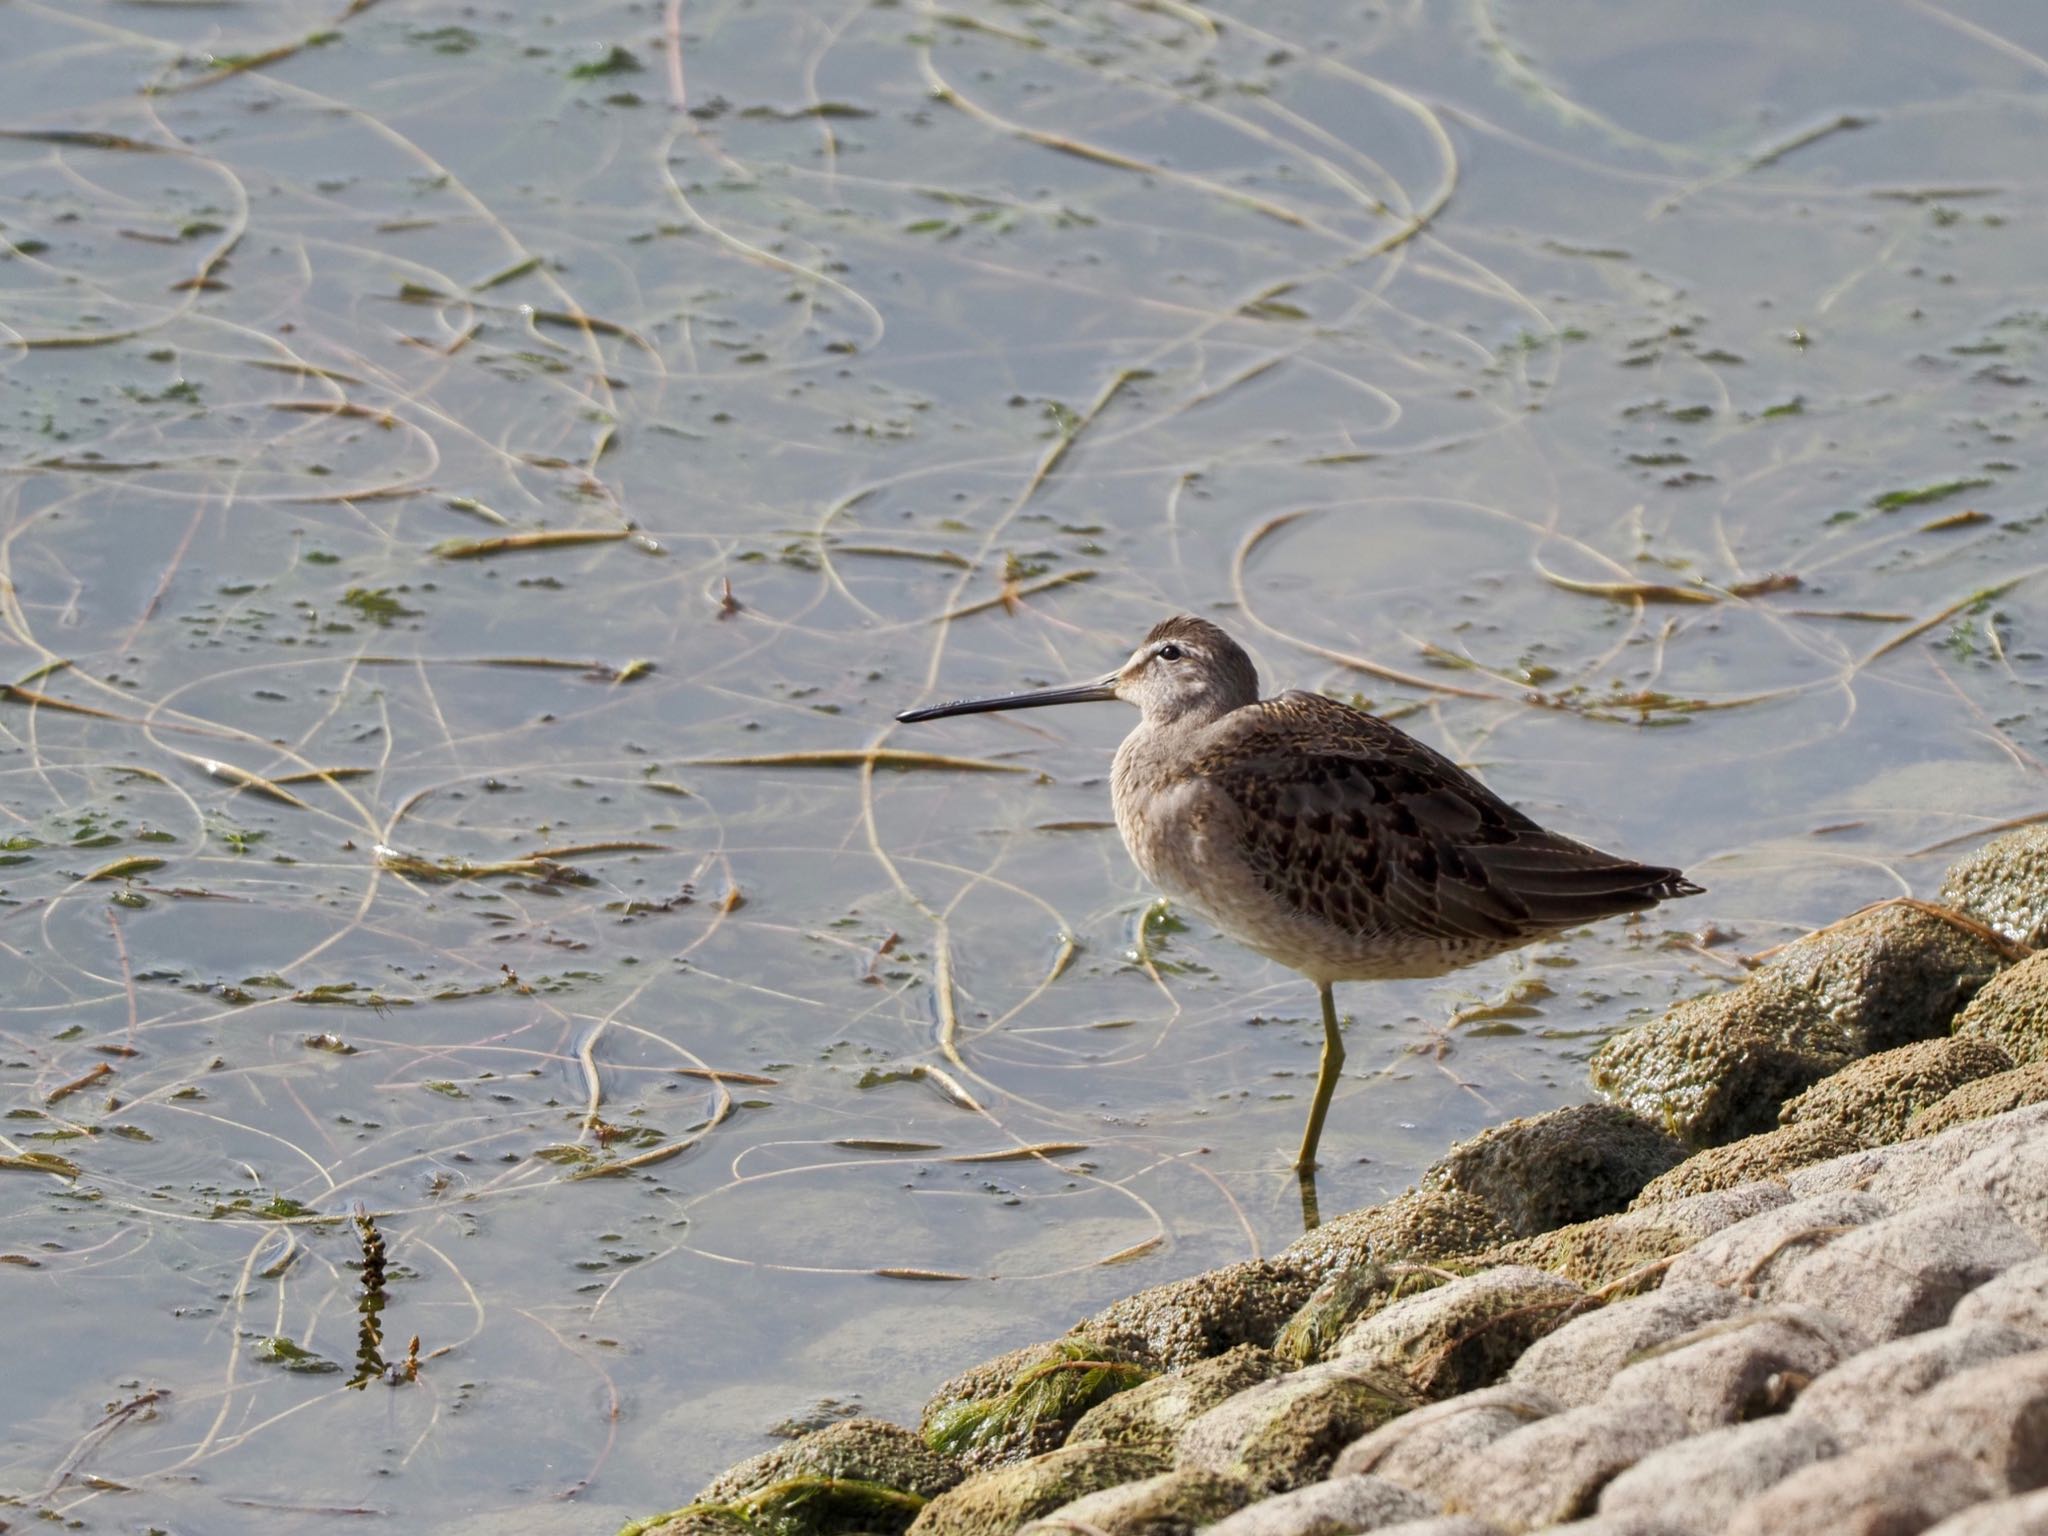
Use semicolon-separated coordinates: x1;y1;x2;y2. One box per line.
1079;1259;1316;1371
1018;1469;1250;1536
1778;1035;2012;1147
1590;993;1848;1151
1940;825;2048;948
923;1337;1154;1471
1749;902;2008;1054
1952;949;2048;1065
1173;1360;1418;1494
700;1419;964;1507
1272;1263;1462;1370
1630;1121;1860;1206
1332;1265;1590;1400
1283;1189;1506;1282
906;1446;1169;1536
1422;1104;1684;1238
629;1480;927;1536
1068;1345;1278;1454
1591;902;2008;1147
1475;1182;1790;1293
1904;1060;2048;1137
625;1506;768;1536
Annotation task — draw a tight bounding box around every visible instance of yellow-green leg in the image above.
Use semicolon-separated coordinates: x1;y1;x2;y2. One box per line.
1294;982;1345;1173
1296;1165;1323;1230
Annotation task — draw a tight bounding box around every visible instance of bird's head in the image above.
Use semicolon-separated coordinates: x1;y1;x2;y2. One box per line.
896;614;1259;728
1110;616;1260;724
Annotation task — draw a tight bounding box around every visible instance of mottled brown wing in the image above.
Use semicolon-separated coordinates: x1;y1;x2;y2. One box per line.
1192;692;1697;944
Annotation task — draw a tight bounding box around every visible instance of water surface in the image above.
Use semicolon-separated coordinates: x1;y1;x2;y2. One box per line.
2;0;2045;1525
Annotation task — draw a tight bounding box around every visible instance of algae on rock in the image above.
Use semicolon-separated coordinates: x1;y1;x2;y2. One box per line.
630;1478;929;1536
634;1420;963;1536
907;1446;1169;1536
1068;1345;1278;1455
1017;1469;1250;1536
922;1337;1153;1471
699;1419;964;1507
1592;992;1848;1151
659;838;2048;1536
1273;1264;1457;1370
626;1505;768;1536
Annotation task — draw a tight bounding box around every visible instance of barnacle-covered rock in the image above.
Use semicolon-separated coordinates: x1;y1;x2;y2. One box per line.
1080;1261;1316;1371
1592;903;2008;1146
1953;951;2048;1065
1283;1189;1505;1282
1940;825;2048;949
1778;1035;2013;1146
1631;1121;1860;1205
1422;1104;1684;1237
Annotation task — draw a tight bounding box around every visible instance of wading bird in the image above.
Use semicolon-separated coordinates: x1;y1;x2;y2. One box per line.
898;616;1699;1195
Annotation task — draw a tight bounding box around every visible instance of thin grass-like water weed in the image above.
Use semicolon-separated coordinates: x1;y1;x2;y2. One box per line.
0;0;2044;1525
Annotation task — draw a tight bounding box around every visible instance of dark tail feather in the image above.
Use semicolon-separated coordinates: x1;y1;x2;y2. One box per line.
1647;870;1705;901
1480;846;1702;926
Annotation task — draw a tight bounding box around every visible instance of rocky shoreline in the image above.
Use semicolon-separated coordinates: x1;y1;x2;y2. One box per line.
624;826;2048;1536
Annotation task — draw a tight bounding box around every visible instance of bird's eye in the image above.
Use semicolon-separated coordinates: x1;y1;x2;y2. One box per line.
1157;644;1183;662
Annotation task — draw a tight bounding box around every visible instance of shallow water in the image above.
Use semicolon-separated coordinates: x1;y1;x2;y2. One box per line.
1;0;2044;1524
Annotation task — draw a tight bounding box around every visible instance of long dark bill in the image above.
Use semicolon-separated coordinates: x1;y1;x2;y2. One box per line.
896;674;1119;723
